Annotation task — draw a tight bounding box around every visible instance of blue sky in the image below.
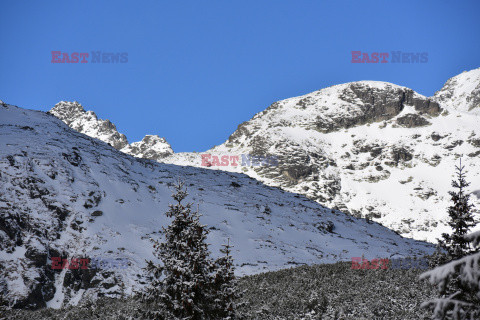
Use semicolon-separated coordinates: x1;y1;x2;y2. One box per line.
1;1;479;152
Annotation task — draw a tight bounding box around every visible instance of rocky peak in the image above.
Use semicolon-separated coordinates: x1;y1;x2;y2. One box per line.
332;82;441;131
49;102;174;159
48;69;480;243
1;103;435;308
228;81;441;144
49;101;129;149
166;70;480;242
434;67;480;114
121;134;173;160
49;101;86;126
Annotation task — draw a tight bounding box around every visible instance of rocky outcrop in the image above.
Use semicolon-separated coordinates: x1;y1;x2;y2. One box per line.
2;102;434;309
49;102;173;160
434;67;480;114
161;69;480;242
313;82;441;133
411;97;442;116
48;69;480;243
49;101;129;149
396;114;431;128
121;135;173;160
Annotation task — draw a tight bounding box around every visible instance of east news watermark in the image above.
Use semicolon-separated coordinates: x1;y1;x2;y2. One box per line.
351;257;429;270
51;257;129;270
51;51;128;63
201;154;278;167
351;51;428;63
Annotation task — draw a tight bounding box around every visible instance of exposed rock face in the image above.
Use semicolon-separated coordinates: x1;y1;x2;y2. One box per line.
468;138;480;148
49;102;173;159
49;102;129;150
396;114;431;127
162;70;480;242
1;103;433;308
48;101;85;126
311;82;441;133
47;69;480;243
121;135;173;160
434;67;480;114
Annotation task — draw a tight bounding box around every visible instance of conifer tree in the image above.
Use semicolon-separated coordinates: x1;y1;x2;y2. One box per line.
421;159;479;319
421;231;480;319
143;181;214;320
439;159;477;260
211;239;239;320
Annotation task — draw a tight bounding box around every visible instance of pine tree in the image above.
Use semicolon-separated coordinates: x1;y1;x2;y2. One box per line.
439;159;477;261
421;231;480;319
211;239;239;320
143;181;214;320
421;159;479;319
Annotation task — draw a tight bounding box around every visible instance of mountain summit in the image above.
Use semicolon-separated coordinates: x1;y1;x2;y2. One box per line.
49;101;129;150
48;68;480;243
0;101;432;308
434;67;480;115
163;68;480;242
49;101;173;159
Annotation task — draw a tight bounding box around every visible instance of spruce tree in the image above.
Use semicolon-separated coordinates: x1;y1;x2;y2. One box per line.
421;231;480;319
422;159;479;319
211;239;239;320
143;181;214;320
439;159;477;260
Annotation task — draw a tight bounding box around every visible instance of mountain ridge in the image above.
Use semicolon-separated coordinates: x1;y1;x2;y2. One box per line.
49;101;174;159
46;68;480;243
0;101;434;308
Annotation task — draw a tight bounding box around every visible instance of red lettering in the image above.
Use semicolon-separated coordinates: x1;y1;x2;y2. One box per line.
371;52;379;63
79;258;90;269
51;51;62;63
69;258;79;269
211;155;221;166
201;154;211;167
71;52;79;63
61;258;69;269
361;53;371;63
360;258;370;269
351;257;361;269
351;51;362;63
220;155;229;166
379;52;389;63
379;258;389;269
230;155;239;166
51;257;62;269
79;52;89;63
61;52;70;63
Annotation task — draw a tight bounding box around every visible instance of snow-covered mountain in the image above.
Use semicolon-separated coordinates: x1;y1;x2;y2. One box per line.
47;69;480;243
0;102;433;308
120;135;173;161
49;101;173;159
161;68;480;242
49;101;129;150
434;68;480;115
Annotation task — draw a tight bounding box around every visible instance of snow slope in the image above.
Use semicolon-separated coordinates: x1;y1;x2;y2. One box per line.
49;101;173;159
0;102;433;308
48;69;480;243
434;68;480;115
162;70;480;242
